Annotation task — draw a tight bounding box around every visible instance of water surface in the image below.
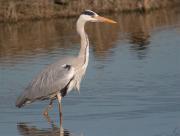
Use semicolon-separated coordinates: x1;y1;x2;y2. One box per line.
0;8;180;136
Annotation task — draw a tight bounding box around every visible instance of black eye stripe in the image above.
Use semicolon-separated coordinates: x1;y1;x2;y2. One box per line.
82;10;95;16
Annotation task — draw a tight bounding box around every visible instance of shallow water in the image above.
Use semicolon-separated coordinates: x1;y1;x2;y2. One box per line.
0;8;180;136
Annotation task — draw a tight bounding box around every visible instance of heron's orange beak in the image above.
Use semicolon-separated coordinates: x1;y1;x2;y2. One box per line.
94;16;117;24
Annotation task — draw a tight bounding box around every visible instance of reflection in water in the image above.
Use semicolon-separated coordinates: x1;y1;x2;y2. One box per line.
0;8;180;65
0;19;77;65
129;32;150;49
118;9;180;58
121;13;151;59
17;122;81;136
129;14;151;59
129;31;150;59
17;115;83;136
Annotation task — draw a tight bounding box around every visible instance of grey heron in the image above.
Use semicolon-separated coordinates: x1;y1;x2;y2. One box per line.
16;10;116;124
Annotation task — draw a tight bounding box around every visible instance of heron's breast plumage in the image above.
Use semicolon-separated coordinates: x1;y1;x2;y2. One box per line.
67;44;89;94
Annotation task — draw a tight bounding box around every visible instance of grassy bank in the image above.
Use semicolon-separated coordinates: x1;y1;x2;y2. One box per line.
0;0;180;22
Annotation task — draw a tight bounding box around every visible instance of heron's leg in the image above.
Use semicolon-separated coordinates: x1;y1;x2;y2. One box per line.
43;99;54;116
57;92;63;125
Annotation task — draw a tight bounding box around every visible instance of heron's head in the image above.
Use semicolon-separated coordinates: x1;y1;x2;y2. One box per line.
79;10;117;24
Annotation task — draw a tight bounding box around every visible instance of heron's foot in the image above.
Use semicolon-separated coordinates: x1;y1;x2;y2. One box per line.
43;113;52;124
43;105;53;116
43;111;49;116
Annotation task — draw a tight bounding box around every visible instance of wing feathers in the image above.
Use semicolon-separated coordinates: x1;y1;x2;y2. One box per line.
16;63;75;108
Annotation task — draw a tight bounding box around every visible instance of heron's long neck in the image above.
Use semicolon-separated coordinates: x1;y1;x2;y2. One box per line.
77;19;89;66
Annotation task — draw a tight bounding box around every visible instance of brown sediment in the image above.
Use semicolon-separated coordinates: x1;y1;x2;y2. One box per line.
0;0;180;22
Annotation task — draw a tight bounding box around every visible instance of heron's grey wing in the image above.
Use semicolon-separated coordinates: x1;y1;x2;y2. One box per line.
29;63;75;99
16;63;75;107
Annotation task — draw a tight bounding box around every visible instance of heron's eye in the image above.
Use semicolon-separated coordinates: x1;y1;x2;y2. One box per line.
82;10;95;16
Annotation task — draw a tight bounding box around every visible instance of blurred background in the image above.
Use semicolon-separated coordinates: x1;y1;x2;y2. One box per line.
0;0;180;22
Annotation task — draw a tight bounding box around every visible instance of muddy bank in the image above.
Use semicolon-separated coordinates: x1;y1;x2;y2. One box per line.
0;0;180;22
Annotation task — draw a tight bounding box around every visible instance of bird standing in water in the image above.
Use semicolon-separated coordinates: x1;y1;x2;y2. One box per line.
16;10;116;124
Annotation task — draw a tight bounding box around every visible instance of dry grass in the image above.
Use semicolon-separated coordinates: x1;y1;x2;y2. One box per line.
0;0;180;22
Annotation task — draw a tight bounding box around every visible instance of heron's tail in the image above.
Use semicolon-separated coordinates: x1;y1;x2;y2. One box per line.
15;93;28;108
16;97;26;108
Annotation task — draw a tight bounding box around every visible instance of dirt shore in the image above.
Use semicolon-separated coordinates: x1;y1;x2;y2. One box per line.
0;0;180;22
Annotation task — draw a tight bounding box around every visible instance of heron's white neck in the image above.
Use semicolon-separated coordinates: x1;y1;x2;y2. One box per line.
77;18;89;65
